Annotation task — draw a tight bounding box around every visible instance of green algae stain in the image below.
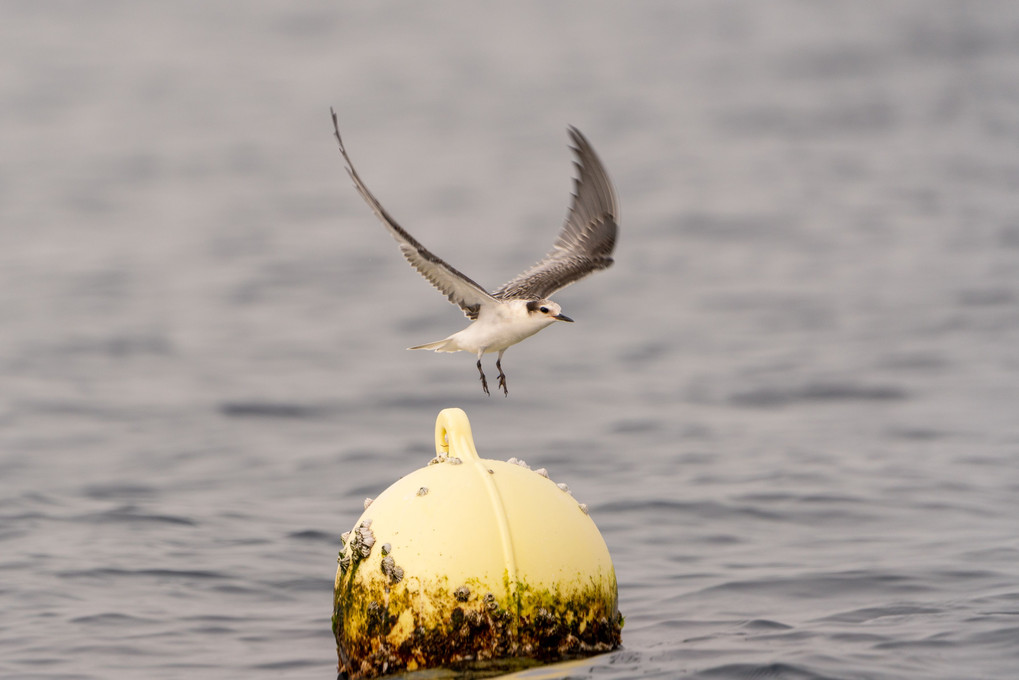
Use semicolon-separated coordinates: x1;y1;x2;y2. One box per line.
334;552;622;679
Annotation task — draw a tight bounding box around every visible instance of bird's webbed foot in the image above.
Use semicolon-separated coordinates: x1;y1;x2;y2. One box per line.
477;358;490;396
496;357;508;396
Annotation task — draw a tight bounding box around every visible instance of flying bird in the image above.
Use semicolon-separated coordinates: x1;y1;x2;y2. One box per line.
330;109;619;395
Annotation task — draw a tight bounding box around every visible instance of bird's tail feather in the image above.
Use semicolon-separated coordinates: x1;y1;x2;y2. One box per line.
408;337;458;352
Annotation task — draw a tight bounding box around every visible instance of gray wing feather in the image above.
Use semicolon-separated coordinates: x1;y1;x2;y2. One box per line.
331;109;495;320
493;126;618;301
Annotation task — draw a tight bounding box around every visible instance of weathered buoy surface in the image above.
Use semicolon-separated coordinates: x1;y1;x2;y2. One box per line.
333;408;622;678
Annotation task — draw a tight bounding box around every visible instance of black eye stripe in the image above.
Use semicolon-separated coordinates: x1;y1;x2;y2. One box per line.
525;301;554;315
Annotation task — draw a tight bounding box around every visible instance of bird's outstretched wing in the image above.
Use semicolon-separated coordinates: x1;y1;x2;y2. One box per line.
493;126;618;301
330;109;496;320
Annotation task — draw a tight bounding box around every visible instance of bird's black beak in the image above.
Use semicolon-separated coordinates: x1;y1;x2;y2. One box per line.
555;313;574;323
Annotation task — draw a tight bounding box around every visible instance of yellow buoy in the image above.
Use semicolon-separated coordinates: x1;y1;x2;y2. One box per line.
333;408;622;678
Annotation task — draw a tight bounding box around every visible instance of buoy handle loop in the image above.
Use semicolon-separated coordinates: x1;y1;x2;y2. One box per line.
434;408;480;461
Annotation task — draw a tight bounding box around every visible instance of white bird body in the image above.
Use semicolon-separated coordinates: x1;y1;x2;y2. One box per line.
410;299;564;355
330;109;619;395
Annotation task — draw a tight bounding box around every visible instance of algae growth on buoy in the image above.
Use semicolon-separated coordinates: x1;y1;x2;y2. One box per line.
333;408;622;678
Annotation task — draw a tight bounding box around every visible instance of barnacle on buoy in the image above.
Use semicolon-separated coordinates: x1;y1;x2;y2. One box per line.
332;408;621;678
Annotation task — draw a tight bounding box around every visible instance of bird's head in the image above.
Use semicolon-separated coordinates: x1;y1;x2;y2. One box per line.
526;299;573;323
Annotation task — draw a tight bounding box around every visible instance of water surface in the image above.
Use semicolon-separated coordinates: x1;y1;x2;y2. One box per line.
2;2;1019;679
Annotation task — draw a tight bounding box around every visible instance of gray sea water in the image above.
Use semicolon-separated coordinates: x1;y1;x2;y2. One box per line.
3;2;1019;679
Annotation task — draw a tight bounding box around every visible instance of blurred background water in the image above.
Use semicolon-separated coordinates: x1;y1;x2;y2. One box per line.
2;2;1019;679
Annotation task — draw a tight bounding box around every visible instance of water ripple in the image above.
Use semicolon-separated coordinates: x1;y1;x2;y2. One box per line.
689;662;842;680
729;382;909;408
217;401;331;419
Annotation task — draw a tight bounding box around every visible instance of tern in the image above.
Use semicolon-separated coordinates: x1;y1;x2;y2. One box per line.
330;109;619;395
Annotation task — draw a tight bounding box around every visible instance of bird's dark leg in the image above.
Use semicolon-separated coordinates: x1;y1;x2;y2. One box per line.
476;353;490;396
496;350;508;396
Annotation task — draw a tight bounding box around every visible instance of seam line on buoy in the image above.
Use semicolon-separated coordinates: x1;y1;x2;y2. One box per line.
472;456;519;599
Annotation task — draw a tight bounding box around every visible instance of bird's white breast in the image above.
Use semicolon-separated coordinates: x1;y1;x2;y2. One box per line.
452;300;558;354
